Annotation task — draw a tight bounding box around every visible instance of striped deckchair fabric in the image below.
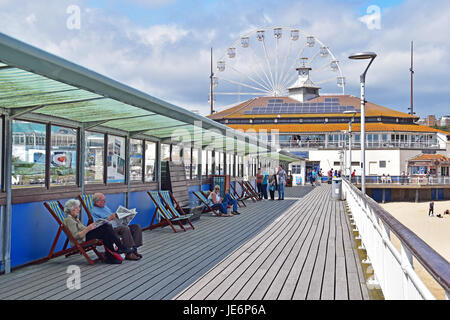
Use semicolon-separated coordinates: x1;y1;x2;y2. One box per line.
42;200;104;265
149;191;171;222
159;191;193;220
213;176;226;198
78;194;95;224
194;191;209;205
47;200;66;222
193;191;220;216
145;190;194;233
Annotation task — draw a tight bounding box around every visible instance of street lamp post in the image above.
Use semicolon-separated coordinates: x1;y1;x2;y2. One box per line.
349;52;377;195
344;110;357;181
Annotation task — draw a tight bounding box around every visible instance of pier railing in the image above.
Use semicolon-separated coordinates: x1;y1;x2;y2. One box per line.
342;178;450;300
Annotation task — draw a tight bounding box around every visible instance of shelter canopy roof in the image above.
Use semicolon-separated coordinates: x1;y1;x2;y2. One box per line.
0;32;273;154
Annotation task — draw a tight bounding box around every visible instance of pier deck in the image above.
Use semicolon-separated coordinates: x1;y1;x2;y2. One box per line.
0;185;369;300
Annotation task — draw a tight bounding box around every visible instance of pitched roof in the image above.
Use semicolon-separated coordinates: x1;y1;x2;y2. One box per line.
409;154;450;162
208;95;418;120
225;123;449;134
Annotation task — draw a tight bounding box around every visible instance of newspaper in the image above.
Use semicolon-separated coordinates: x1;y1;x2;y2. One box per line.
115;205;137;226
93;218;108;228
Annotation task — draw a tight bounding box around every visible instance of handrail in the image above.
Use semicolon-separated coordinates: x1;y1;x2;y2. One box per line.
343;178;450;294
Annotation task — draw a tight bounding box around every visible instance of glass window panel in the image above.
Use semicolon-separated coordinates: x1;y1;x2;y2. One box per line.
50;125;77;186
85;131;104;185
0;118;2;189
130;139;143;182
201;150;207;177
107;135;125;183
161;143;170;161
12;120;46;188
172;145;182;163
183;147;191;179
145;141;156;182
192;148;199;178
207;150;213;175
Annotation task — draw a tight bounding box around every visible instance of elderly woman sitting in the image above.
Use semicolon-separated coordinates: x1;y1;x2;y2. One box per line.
63;199;132;264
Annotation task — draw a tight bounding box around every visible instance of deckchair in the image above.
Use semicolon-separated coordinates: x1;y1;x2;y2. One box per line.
229;183;247;207
233;181;256;203
212;176;245;207
145;191;192;233
78;194;95;224
193;191;221;216
43;201;104;265
237;180;259;202
244;180;261;200
159;190;195;231
212;175;227;198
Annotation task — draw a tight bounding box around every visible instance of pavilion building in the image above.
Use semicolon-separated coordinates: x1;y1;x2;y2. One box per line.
208;66;449;183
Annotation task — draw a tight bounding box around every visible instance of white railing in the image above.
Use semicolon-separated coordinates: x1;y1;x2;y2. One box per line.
278;141;441;150
342;178;450;300
351;176;450;185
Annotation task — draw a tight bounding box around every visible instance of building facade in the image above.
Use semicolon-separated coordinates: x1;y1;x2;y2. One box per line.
208;69;449;182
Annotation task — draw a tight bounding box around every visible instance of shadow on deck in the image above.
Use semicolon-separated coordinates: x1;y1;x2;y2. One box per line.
0;186;316;300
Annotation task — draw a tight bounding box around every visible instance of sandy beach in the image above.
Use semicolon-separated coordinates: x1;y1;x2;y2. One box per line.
379;200;450;300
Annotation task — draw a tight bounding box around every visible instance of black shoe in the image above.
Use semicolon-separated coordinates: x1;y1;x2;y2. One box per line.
104;257;122;264
117;247;133;255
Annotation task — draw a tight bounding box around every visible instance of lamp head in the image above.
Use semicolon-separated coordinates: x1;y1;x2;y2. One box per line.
349;52;377;60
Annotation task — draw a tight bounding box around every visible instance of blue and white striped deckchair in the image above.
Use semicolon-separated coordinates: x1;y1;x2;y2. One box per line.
159;190;194;230
193;191;220;216
146;191;191;233
212;176;226;198
42;200;104;265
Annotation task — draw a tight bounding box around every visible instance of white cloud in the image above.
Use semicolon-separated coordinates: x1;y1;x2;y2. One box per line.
0;0;449;117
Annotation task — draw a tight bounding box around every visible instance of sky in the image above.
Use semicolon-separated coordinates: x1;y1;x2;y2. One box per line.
0;0;449;118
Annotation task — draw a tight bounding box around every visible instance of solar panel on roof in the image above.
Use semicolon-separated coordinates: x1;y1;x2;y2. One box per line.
324;98;332;102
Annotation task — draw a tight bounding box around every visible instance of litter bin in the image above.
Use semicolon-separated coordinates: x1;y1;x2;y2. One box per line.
331;177;342;200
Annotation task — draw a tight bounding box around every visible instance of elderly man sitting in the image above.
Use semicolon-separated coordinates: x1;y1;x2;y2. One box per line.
91;193;142;261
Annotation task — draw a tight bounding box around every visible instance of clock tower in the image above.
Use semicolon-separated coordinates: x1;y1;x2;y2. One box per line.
288;63;320;102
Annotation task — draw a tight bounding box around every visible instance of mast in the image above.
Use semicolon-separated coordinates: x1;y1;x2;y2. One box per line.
408;41;415;116
210;47;214;115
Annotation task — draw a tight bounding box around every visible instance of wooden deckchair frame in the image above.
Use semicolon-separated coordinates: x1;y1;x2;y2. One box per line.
230;183;248;207
159;190;195;231
144;191;189;233
42;201;104;265
237;180;259;202
193;191;221;216
244;180;261;200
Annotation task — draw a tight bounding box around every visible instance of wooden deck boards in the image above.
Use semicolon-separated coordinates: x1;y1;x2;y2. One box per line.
0;185;369;300
176;185;370;300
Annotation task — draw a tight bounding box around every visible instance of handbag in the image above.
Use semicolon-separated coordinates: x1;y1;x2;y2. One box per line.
104;245;124;262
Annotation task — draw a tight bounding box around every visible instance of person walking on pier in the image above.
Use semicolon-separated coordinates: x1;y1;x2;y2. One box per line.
277;165;287;200
256;168;263;200
269;170;277;200
428;201;434;217
262;167;269;200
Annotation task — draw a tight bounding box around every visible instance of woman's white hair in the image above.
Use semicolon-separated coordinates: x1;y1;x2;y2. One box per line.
64;199;81;216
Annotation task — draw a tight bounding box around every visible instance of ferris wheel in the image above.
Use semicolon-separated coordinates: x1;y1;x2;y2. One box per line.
212;27;345;112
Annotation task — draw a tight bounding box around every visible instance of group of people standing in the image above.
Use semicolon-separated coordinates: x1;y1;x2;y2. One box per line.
256;165;287;200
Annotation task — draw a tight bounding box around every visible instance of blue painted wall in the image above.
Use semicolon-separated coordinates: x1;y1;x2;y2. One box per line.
188;185;201;207
10;190;158;269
